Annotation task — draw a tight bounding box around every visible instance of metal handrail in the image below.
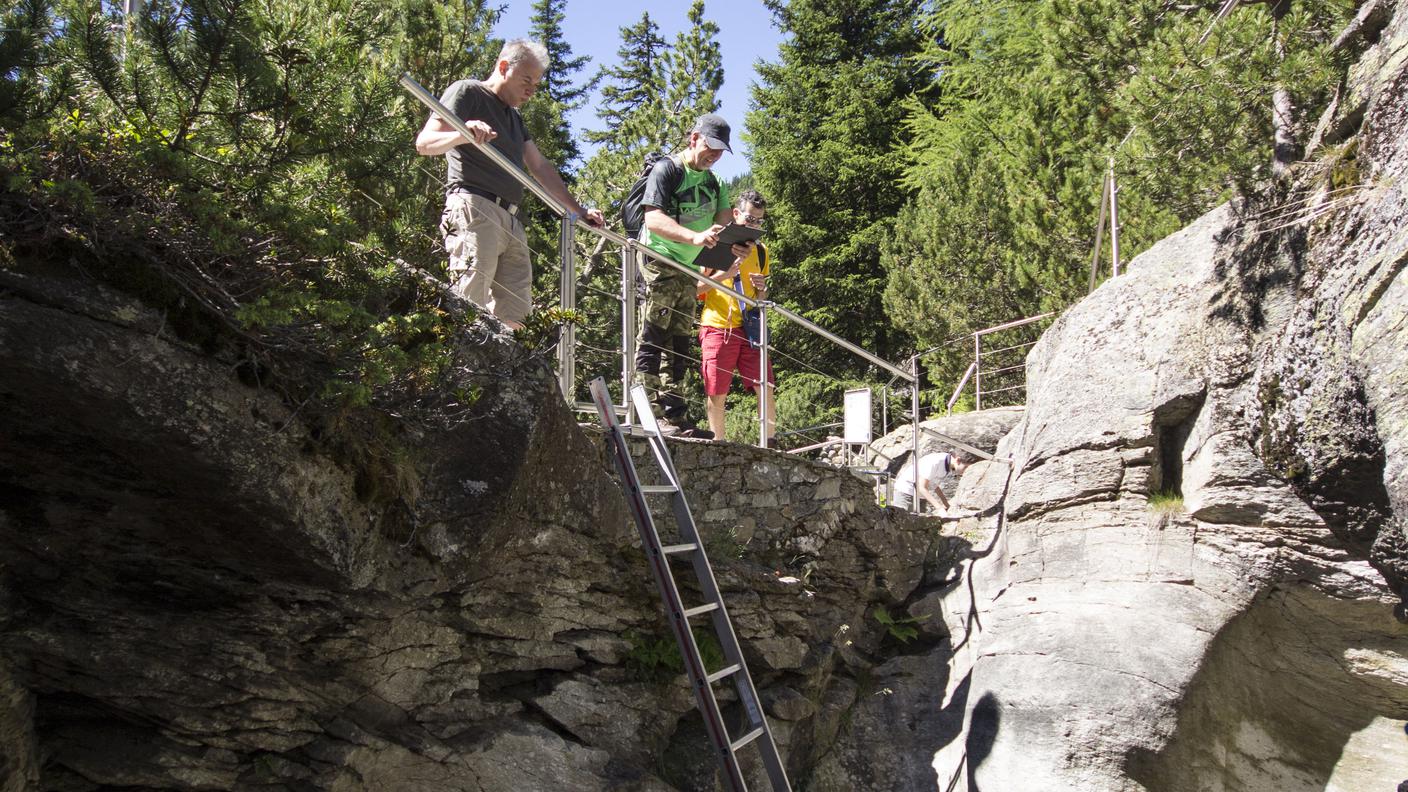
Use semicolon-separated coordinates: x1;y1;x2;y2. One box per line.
973;312;1055;337
982;339;1039;356
945;361;976;416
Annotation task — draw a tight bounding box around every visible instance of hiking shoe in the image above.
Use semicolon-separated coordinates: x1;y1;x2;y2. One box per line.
660;418;713;440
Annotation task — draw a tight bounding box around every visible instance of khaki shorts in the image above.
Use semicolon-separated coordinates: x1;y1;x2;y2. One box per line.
440;192;533;324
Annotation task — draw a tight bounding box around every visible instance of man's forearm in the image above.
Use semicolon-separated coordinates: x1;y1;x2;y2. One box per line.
920;481;949;511
528;158;589;216
643;213;698;245
416;128;465;157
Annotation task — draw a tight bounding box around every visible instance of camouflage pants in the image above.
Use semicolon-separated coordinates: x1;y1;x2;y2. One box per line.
633;270;697;421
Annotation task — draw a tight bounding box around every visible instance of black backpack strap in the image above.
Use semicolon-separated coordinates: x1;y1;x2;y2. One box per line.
658;155;686;217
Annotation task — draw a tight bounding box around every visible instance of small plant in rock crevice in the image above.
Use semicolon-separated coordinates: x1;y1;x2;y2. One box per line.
624;629;726;683
1148;489;1186;515
873;606;923;644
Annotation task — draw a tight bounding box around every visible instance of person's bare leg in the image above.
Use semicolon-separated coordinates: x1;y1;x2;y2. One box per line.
764;383;777;442
707;394;727;440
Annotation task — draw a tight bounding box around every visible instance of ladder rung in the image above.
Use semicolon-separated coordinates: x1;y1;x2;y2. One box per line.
682;602;720;619
660;543;698;556
730;727;765;753
706;663;741;684
638;484;678;495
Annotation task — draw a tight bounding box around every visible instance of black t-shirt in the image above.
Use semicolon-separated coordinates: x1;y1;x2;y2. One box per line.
439;79;531;203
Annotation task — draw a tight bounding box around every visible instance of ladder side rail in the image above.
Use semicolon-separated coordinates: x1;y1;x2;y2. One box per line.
628;385;693;495
593;381;750;791
629;395;790;790
696;572;792;791
722;637;792;791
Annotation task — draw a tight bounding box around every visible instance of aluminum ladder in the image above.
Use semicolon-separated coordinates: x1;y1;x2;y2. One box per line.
589;378;792;792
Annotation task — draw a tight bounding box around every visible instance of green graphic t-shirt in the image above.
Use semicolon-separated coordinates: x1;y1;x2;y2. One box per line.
640;158;727;272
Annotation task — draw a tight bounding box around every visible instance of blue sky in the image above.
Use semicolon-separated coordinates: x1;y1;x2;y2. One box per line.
493;1;785;180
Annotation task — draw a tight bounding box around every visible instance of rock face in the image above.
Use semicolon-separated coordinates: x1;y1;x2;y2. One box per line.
0;262;972;790
928;6;1408;790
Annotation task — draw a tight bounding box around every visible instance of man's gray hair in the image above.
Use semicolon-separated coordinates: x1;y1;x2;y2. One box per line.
499;39;549;70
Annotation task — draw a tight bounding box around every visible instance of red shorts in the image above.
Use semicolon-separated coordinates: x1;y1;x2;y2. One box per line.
699;325;775;396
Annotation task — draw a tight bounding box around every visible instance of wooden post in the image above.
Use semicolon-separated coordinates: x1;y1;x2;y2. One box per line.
1089;169;1111;291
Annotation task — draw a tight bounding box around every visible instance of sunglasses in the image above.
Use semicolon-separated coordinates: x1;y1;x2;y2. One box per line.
740;212;766;226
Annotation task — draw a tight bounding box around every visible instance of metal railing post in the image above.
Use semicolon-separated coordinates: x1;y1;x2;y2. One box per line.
558;215;576;400
911;355;922;513
621;246;638;413
881;385;889;436
757;305;771;448
1109;156;1122;276
973;333;983;412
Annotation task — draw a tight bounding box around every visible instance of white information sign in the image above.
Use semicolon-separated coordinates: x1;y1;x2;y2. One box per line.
843;388;872;445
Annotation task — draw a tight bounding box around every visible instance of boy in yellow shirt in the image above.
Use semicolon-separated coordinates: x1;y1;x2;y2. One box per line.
696;190;775;444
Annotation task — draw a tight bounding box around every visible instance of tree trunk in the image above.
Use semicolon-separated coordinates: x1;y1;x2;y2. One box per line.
1270;0;1298;179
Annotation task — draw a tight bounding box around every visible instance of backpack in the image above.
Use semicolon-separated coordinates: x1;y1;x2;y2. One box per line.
621;152;721;238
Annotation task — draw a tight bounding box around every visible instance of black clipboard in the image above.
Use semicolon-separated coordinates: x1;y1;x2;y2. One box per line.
692;223;765;272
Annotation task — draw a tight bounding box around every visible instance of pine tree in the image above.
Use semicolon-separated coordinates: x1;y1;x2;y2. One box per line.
585;13;667;155
656;0;723;149
748;0;928;380
882;0;1355;395
526;0;595;171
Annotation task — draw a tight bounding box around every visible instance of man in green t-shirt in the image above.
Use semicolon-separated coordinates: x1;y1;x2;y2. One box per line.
634;114;733;436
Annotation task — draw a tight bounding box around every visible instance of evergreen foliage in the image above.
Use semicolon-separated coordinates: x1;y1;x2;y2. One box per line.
526;0;595;172
747;0;928;383
2;0;506;418
883;0;1355;388
0;0;63;127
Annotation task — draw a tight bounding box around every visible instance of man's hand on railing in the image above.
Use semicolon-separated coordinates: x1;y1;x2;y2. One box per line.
463;119;498;145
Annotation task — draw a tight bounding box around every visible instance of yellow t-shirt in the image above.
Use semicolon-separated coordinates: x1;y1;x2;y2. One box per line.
700;243;770;329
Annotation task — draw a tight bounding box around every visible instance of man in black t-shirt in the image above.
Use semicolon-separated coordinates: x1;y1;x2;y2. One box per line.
416;39;603;330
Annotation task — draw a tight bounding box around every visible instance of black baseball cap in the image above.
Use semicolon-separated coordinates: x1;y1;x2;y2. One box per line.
692;114;732;152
